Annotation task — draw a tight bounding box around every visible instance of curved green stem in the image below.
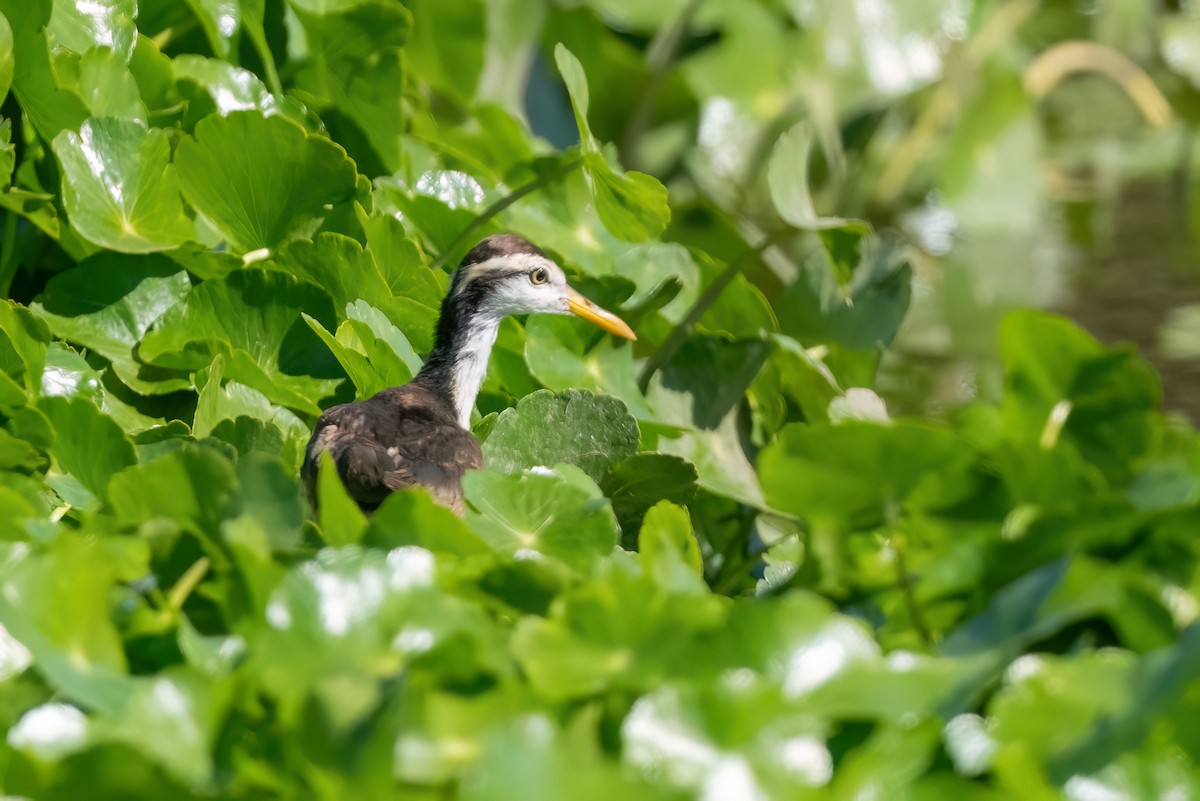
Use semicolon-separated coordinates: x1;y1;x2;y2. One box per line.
431;156;585;270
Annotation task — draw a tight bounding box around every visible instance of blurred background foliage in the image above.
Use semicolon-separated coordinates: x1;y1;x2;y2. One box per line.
3;0;1200;799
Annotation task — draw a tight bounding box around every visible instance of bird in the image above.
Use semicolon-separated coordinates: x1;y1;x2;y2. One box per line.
301;233;637;514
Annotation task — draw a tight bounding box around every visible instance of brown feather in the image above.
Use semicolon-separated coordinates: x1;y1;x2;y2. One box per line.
301;384;483;515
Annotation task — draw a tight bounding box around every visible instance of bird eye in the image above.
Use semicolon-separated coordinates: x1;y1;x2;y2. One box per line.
530;267;549;285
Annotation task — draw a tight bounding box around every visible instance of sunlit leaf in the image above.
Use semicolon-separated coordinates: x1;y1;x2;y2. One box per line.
52;117;193;253
174;111;358;252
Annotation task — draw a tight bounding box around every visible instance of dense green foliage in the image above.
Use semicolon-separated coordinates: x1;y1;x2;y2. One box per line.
1;0;1199;799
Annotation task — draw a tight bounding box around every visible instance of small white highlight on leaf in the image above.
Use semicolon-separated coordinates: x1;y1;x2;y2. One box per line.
415;170;485;210
386;547;435;590
886;650;919;671
242;247;270;265
0;623;33;681
776;736;832;786
699;755;768;801
265;599;292;630
1005;654;1043;684
782;619;879;696
829;388;890;424
393;627;435;654
1064;775;1132;801
623;690;717;787
8;703;88;760
1161;584;1199;627
943;713;996;776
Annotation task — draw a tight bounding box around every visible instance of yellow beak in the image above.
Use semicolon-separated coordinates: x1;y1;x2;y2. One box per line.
566;287;637;340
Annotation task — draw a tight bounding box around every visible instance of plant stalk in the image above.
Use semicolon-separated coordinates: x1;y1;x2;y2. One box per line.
637;228;791;392
431;156;585;270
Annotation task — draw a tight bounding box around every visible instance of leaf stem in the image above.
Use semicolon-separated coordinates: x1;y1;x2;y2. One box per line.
167;557;211;611
431;156;585;270
245;24;283;96
0;211;19;298
637;228;792;392
886;501;931;648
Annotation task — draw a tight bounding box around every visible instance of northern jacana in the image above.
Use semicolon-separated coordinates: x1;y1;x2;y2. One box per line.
301;234;636;514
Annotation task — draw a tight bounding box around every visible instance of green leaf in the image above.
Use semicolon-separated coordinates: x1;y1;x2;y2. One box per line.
524;315;653;419
173;54;277;116
32;252;190;362
778;233;911;357
183;0;243;59
401;0;482;102
38;395;136;499
174;111;358;253
108;443;236;538
272;233;392;318
316;451;368;546
583;152;671;242
463;467;619;574
554;44;669;241
0;1;89;140
193;354;308;470
639;501;704;589
482;389;639;483
0;11;13;105
758;420;974;525
512;564;727;699
77;46;147;121
365;487;490;556
600;453;697;536
139;269;341;412
767;121;854;229
1000;311;1160;485
48;0;137;60
0;534;133;711
52;117;194;253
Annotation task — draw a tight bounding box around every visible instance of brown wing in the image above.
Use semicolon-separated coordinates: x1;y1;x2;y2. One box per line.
302;386;483;514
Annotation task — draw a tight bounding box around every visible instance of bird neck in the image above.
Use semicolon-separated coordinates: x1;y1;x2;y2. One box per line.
414;298;502;429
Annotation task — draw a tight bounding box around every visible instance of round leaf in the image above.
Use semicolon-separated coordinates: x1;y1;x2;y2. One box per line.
52;117;194;253
174;111;358;252
482;389;639;482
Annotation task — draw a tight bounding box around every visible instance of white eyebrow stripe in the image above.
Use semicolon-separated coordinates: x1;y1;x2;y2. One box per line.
454;253;551;296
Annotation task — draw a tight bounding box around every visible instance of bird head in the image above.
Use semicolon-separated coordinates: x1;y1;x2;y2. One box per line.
450;234;636;340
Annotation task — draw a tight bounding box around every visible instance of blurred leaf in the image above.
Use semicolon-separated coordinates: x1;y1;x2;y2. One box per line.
758;420;973;525
768;121;851;229
52;118;193;253
316;451;368;546
365;487;490;556
1000;312;1160;485
639;500;704;591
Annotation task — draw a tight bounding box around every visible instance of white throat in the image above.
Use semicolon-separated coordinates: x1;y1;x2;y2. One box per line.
449;314;501;428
